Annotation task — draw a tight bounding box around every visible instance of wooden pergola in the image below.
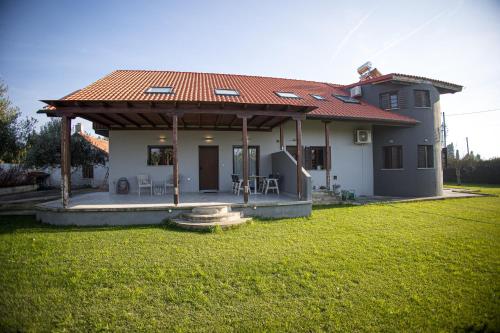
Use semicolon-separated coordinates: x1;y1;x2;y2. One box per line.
41;100;339;208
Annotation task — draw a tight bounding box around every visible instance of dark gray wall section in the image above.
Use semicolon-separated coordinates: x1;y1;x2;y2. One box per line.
360;82;443;197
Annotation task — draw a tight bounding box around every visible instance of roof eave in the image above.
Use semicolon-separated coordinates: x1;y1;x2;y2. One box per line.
306;114;419;126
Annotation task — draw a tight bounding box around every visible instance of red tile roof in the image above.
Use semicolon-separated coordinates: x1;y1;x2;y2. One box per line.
78;131;109;154
51;70;419;125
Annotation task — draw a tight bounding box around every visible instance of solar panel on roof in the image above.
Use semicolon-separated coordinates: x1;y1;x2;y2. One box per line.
333;94;360;104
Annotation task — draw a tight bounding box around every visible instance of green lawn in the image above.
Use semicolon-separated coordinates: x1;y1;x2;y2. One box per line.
1;186;499;332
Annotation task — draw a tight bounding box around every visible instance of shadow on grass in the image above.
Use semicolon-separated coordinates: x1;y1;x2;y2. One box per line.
312;203;358;211
0;215;170;235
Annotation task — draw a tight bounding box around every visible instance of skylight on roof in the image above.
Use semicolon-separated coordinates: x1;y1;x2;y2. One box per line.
214;88;240;96
146;86;173;94
275;92;300;99
333;94;360;104
311;94;325;100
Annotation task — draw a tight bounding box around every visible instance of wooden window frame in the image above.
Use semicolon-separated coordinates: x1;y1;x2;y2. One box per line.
82;164;94;179
414;90;431;108
417;145;434;169
383;145;403;169
232;145;260;176
379;91;399;110
147;145;174;166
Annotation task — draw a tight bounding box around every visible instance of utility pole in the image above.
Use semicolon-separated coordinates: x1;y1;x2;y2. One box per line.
442;112;448;169
442;112;447;147
466;137;470;156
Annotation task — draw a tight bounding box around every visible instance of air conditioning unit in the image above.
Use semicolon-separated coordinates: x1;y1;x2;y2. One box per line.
354;130;372;144
350;86;362;98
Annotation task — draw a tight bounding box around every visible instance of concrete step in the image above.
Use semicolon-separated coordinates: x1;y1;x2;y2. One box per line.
183;211;241;223
192;205;229;215
170;217;251;231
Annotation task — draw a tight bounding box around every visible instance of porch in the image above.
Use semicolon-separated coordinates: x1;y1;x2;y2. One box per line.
36;191;312;226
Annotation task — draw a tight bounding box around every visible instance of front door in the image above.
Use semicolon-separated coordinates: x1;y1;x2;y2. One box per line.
199;146;219;191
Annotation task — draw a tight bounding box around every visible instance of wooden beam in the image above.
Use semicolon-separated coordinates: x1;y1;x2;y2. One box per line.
61;116;71;208
242;116;249;204
158;113;171;126
324;121;331;191
256;116;274;128
115;113;141;127
137;113;156;127
99;113;125;127
229;115;238;128
54;106;307;118
172;114;179;205
296;118;303;200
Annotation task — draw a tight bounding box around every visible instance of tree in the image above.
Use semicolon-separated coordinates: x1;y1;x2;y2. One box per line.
0;81;37;162
24;119;107;168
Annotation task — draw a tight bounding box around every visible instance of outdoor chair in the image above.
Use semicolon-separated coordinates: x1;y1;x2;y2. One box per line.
137;174;152;196
263;174;279;195
231;174;243;195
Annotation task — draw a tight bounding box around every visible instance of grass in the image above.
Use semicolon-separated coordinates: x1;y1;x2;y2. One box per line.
1;185;499;332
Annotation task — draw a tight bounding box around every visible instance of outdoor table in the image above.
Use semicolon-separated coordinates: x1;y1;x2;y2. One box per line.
249;175;266;194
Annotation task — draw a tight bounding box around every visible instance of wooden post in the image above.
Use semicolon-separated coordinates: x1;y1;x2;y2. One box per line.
242;116;249;204
295;118;303;200
67;121;72;197
279;122;285;150
61;116;71;208
172;114;179;205
324;121;331;191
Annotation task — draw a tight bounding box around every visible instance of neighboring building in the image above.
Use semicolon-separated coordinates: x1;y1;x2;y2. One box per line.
40;66;461;203
44;124;109;189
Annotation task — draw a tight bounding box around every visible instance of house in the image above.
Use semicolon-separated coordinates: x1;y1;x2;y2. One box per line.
43;123;109;189
37;65;462;225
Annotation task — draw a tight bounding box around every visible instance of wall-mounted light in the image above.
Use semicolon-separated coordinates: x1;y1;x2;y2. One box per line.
204;135;214;143
159;135;167;143
388;139;394;144
424;138;429;142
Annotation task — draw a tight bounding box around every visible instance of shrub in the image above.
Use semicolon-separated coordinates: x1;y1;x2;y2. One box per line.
0;166;35;188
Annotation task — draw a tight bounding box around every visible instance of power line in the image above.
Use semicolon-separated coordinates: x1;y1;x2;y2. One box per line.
446;108;500;117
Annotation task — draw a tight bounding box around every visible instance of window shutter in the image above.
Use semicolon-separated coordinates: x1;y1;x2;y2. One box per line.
379;93;390;110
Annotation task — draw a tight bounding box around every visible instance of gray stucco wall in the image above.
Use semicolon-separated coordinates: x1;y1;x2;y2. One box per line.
271;150;312;201
360;82;443;197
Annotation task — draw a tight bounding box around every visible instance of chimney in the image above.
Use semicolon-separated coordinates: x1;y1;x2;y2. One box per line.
75;123;82;134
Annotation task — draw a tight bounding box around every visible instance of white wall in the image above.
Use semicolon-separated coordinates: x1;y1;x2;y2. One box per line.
109;120;374;196
282;121;373;196
45;164;108;188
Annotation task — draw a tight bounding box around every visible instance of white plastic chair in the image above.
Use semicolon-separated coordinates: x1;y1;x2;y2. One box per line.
137;174;152;196
264;176;279;195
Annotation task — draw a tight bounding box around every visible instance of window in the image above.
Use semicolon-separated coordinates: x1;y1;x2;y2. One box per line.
286;146;329;170
414;90;430;107
333;95;360;104
145;86;173;94
418;145;434;168
275;92;300;99
233;146;259;176
148;145;173;165
215;88;239;96
310;94;325;100
379;92;399;110
383;146;403;169
82;164;93;179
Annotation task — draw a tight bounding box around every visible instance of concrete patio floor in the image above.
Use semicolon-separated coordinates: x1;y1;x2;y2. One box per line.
39;191;296;210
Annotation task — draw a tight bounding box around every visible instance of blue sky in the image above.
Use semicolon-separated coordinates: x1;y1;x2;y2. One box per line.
1;0;499;158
